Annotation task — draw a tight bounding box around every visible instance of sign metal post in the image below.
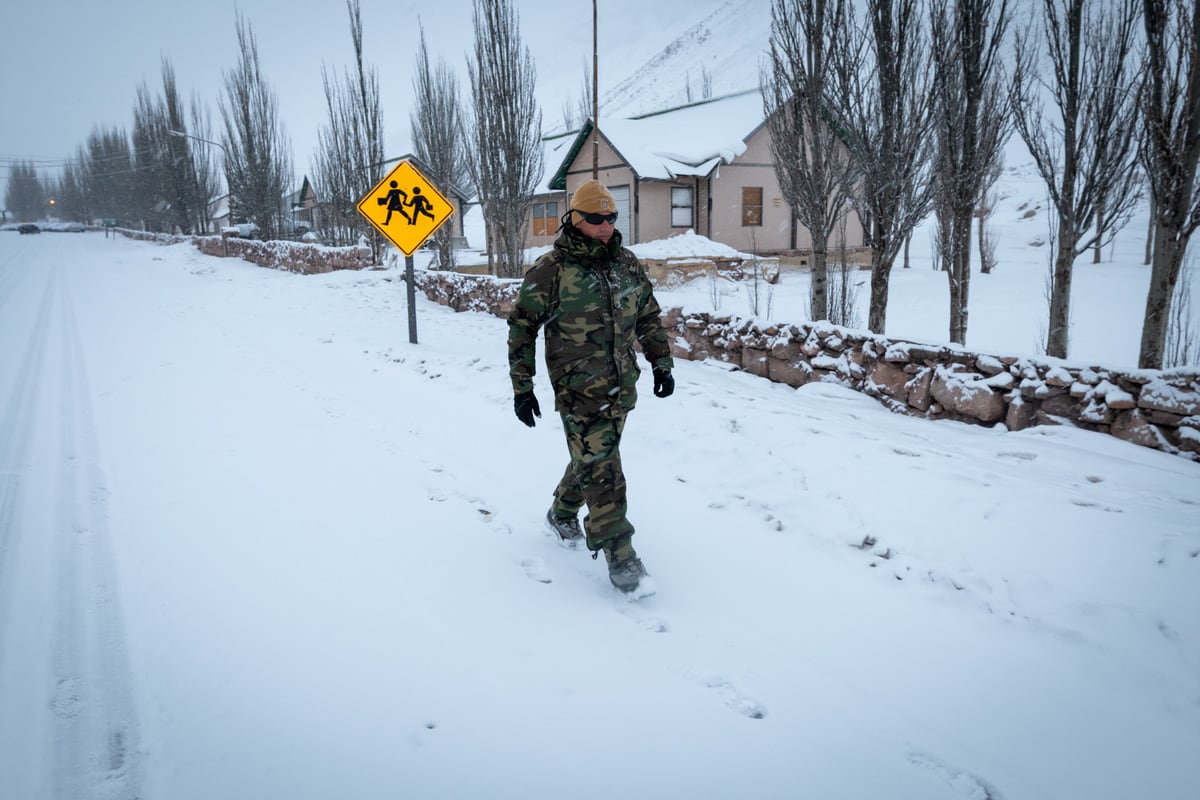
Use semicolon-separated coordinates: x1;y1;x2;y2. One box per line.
356;160;455;344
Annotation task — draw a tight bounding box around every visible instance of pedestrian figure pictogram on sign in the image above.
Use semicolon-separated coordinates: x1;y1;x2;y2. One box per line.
357;160;454;256
408;187;436;225
380;180;411;225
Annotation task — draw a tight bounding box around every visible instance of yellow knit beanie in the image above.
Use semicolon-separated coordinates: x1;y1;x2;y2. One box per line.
571;179;617;223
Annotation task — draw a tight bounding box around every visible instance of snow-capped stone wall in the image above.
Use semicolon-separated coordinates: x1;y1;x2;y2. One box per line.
192;235;371;274
118;229;373;274
410;269;522;317
400;269;1200;462
663;309;1200;462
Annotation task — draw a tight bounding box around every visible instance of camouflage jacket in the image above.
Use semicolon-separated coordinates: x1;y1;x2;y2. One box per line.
508;225;674;418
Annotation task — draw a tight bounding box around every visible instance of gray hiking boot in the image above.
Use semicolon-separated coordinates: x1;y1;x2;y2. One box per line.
604;547;648;593
545;509;584;550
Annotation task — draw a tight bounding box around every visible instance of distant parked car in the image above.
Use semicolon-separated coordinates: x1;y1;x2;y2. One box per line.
222;223;260;239
18;223;39;234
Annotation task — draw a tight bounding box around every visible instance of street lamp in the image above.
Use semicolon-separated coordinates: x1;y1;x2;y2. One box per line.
167;128;228;159
168;129;230;231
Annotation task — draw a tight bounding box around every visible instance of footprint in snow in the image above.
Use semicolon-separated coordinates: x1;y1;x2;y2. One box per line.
906;751;1000;799
618;604;669;633
520;557;553;584
705;676;767;720
51;677;83;719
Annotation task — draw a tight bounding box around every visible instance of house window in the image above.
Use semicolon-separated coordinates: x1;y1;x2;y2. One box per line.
671;187;694;227
532;201;558;236
742;187;763;226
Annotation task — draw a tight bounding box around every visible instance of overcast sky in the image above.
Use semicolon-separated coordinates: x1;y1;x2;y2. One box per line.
0;0;735;203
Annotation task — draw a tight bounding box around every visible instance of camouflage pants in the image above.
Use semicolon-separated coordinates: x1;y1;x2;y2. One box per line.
550;412;635;556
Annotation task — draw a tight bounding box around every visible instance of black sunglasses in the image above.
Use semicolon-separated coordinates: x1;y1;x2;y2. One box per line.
578;211;618;225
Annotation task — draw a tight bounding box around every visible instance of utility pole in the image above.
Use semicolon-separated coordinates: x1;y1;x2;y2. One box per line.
592;0;599;179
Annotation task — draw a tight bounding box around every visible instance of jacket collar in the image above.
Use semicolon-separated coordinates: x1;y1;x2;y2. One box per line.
557;223;623;265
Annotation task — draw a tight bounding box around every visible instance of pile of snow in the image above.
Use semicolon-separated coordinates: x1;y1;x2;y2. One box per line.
629;228;753;262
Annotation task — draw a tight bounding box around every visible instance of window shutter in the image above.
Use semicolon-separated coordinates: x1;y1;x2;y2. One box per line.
742;187;763;226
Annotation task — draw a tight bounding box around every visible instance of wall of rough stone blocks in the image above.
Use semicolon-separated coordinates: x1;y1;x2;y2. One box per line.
662;310;1200;461
408;269;1200;462
191;235;372;274
116;229;372;274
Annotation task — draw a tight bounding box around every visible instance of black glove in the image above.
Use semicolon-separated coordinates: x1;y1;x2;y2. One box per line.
653;369;675;398
514;391;541;427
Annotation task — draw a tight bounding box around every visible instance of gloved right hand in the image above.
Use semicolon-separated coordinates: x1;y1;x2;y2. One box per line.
514;391;541;427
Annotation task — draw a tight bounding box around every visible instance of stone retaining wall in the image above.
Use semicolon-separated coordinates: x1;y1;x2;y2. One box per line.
192;235;371;274
116;228;371;274
410;269;1200;462
664;310;1200;461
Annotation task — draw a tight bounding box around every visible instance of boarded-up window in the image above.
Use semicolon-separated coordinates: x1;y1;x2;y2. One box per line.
532;201;558;237
743;187;763;226
671;187;694;227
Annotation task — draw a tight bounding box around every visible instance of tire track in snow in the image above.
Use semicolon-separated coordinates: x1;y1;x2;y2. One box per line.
0;263;144;798
0;264;66;796
0;265;57;605
50;268;144;799
0;243;34;318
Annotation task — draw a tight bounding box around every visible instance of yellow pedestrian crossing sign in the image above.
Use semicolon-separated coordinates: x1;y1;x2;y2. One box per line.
357;160;454;256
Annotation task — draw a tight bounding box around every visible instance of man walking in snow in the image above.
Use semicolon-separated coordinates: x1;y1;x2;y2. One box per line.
507;179;675;594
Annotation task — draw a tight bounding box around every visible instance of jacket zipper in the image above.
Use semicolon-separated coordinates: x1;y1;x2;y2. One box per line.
597;264;622;403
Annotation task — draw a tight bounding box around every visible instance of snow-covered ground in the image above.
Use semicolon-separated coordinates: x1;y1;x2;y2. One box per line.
1;217;1197;799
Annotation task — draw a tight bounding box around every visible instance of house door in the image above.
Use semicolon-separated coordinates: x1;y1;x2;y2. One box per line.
610;185;631;244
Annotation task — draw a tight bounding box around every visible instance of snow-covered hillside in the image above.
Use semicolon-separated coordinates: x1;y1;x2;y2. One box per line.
597;0;772;120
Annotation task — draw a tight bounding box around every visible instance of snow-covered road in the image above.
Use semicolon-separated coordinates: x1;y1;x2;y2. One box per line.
1;242;143;798
2;232;1198;799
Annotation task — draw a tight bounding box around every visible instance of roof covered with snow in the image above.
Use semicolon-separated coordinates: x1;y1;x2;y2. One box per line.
547;88;765;189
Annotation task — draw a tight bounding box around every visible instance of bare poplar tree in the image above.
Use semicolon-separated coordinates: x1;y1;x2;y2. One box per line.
53;158;89;224
160;60;210;234
314;0;384;248
1165;255;1198;366
930;0;1013;345
1011;0;1144;360
561;59;593;132
834;0;936;334
186;100;221;234
763;0;857;323
313;72;366;246
84;126;137;226
976;158;1002;275
132;80;173;230
467;0;544;278
4;161;46;222
129;60;206;233
1137;0;1200;369
412;21;470;270
219;12;293;240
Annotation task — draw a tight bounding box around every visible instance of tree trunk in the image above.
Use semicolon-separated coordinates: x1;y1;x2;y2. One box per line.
1046;224;1079;358
810;240;830;322
1139;221;1187;368
868;246;891;332
1144;195;1155;266
948;211;972;344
